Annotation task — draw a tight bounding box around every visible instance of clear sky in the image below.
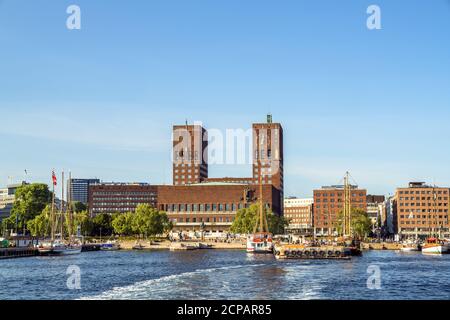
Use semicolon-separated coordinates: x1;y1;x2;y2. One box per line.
0;0;449;198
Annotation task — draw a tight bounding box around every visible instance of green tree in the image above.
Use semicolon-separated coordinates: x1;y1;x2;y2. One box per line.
71;201;87;213
112;212;134;236
74;211;94;236
92;213;113;236
4;183;51;233
230;205;259;234
335;207;372;239
131;204;172;238
27;205;51;237
230;204;287;234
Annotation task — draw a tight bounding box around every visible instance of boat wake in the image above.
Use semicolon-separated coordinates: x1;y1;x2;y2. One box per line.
79;264;265;300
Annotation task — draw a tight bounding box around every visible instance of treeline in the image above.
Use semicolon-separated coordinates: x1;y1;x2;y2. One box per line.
0;183;172;238
230;203;289;234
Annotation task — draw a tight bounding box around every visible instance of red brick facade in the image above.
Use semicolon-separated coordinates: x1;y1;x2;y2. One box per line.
313;186;367;235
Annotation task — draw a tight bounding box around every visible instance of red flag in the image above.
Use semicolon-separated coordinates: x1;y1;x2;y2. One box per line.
52;170;57;186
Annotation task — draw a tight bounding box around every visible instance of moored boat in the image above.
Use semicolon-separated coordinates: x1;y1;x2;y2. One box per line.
246;232;273;254
101;240;121;251
400;240;420;252
421;237;449;255
38;239;82;256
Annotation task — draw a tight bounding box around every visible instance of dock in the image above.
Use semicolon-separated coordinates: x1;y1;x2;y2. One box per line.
0;247;38;259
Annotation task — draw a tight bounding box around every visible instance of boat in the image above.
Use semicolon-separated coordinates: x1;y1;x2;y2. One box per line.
274;243;350;260
38;171;82;256
101;240;121;251
400;240;420;252
246;168;273;254
169;242;198;251
247;232;273;253
422;237;449;255
421;187;449;255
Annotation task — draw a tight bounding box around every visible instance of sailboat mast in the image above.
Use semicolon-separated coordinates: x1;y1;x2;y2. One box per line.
343;171;352;237
60;171;64;239
259;163;264;233
68;171;72;241
51;177;56;241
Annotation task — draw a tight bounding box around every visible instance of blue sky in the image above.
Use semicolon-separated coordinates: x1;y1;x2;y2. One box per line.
0;0;449;197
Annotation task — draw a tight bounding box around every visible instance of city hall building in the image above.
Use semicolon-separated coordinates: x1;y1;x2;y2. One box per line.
88;115;284;232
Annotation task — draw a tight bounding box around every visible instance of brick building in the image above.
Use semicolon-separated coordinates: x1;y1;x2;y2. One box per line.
172;123;208;186
88;183;158;216
284;197;314;235
88;115;284;232
395;182;450;239
157;182;281;232
313;185;367;236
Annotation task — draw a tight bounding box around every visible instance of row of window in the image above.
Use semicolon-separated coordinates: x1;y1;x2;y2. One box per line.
399;197;448;201
171;216;232;223
316;193;365;197
316;198;364;203
92;192;156;196
399;190;448;195
399;214;447;219
93;197;156;201
163;203;262;212
399;203;448;207
315;204;365;209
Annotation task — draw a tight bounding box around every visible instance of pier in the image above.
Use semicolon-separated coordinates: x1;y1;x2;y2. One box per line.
0;247;38;259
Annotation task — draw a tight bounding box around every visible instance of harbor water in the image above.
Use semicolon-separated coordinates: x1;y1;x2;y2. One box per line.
1;250;450;300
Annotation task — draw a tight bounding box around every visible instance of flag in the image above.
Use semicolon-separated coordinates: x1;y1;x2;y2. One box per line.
52;170;57;186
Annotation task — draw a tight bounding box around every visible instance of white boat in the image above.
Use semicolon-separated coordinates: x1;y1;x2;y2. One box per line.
246;232;274;254
38;239;82;255
101;240;121;251
422;237;449;255
400;240;420;252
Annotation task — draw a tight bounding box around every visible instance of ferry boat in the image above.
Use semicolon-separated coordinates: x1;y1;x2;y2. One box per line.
246;232;273;254
421;237;449;255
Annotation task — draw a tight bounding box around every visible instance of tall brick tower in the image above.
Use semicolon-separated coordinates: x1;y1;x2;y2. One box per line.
252;114;284;211
172;122;208;185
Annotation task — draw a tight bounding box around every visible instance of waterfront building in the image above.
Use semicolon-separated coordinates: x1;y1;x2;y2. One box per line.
313;184;367;236
252;114;284;211
394;182;450;239
382;196;396;237
157;182;281;233
88;182;158;216
0;182;27;222
366;195;386;232
68;178;100;204
283;197;314;236
87;116;284;232
172;123;208;186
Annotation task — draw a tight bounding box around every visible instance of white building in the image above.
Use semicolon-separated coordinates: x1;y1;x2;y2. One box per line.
284;197;314;235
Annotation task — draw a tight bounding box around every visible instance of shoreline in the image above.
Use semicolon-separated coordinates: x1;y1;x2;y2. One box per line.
116;240;402;251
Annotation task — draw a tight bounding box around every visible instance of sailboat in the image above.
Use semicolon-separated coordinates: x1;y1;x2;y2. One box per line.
340;172;362;256
422;187;449;255
246;165;273;254
38;171;82;256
